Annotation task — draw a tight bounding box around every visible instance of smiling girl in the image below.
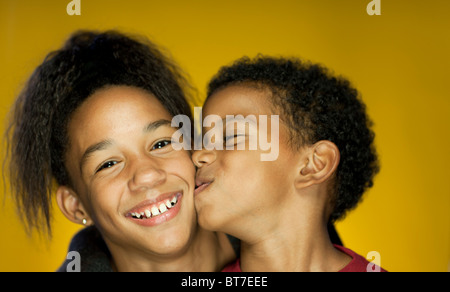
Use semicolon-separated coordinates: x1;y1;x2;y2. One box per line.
5;30;234;271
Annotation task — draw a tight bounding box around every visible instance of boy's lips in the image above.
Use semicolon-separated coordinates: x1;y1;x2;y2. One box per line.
194;177;214;196
125;191;183;227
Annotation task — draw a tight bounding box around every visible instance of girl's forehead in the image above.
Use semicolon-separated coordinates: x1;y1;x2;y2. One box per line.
73;86;171;121
67;86;172;151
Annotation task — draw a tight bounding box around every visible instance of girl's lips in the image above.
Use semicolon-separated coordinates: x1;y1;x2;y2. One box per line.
125;191;181;215
125;192;183;227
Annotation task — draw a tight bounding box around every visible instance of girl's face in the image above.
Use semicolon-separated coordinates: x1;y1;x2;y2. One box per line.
64;85;197;256
192;85;300;240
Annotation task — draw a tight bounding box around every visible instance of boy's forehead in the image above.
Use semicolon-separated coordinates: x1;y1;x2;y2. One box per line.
204;85;274;116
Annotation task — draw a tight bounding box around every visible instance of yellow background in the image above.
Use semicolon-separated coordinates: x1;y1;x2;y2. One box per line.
1;0;449;272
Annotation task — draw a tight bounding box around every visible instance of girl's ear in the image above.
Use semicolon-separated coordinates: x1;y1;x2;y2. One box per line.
56;186;92;226
295;140;340;189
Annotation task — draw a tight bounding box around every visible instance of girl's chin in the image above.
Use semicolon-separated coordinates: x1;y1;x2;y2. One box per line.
128;217;198;254
140;226;196;255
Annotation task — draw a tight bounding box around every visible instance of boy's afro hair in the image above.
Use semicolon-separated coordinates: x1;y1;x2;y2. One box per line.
207;56;380;222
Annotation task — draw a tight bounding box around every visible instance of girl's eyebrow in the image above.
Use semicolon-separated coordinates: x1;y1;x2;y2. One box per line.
79;119;173;173
143;119;172;133
80;140;114;173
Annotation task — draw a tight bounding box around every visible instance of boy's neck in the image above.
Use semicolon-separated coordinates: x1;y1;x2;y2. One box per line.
108;227;232;272
239;193;351;272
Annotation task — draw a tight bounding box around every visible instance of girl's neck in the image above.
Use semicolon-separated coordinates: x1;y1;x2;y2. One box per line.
109;227;232;272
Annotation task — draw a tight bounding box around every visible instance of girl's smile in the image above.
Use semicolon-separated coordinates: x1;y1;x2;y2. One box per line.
125;191;183;227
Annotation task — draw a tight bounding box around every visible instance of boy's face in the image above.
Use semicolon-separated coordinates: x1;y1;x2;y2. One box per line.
193;85;301;238
64;85;197;256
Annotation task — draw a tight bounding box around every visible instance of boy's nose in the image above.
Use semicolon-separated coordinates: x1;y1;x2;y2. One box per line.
192;149;217;168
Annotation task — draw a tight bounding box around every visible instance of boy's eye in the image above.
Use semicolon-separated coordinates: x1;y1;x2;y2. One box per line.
152;140;172;150
224;134;245;145
224;135;237;142
96;161;118;173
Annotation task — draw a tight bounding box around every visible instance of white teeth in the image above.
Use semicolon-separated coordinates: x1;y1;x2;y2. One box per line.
171;195;178;206
151;206;160;216
159;203;168;213
130;194;180;219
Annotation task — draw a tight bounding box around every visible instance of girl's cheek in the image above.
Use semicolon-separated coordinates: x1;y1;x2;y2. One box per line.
172;155;196;183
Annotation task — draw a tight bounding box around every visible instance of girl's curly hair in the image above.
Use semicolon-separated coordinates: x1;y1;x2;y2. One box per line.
5;30;194;236
207;56;380;222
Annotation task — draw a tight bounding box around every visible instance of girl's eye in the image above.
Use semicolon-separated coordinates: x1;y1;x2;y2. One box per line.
96;161;118;173
152;140;172;150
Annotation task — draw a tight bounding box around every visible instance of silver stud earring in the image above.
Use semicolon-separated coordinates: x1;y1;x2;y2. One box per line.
82;218;87;225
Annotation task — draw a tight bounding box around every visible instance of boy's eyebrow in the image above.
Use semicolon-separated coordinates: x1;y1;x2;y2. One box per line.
79;119;173;173
202;117;258;131
223;116;258;126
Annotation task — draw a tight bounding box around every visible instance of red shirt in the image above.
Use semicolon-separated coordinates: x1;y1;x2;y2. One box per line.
222;244;386;272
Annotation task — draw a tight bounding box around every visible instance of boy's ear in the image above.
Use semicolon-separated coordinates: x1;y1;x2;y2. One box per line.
295;140;340;189
56;186;92;226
